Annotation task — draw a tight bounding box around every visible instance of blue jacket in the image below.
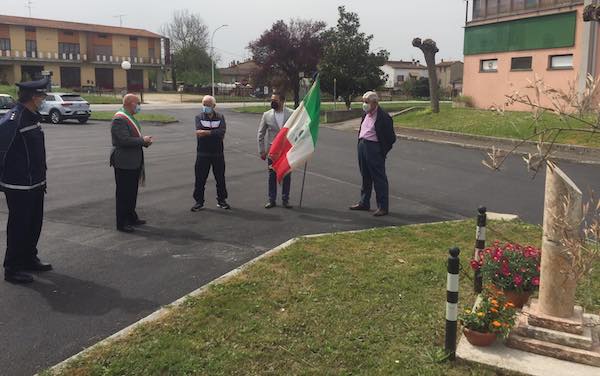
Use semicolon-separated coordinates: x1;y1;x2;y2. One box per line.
0;103;47;191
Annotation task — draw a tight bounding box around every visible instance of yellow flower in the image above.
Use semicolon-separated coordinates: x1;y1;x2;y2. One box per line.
464;309;471;314
492;321;502;328
477;312;485;318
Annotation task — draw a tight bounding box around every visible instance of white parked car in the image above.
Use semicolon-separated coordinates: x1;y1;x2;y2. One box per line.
0;94;16;117
39;93;91;124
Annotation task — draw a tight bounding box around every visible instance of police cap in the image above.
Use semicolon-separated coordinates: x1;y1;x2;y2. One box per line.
16;77;50;93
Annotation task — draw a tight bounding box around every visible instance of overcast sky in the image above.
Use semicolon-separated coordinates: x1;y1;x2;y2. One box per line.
4;0;468;66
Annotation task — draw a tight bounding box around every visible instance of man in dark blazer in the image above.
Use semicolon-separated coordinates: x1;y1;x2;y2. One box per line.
349;91;396;217
110;94;153;233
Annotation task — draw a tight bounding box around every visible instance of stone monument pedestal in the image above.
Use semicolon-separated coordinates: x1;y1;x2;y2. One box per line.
507;299;600;367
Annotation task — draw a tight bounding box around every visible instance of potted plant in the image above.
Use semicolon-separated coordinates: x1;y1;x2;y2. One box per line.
460;289;517;347
471;241;541;308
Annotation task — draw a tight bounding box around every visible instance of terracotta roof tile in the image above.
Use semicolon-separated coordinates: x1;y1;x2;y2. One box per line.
0;14;162;39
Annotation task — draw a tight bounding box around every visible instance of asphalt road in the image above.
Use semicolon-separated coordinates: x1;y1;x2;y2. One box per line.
0;108;599;376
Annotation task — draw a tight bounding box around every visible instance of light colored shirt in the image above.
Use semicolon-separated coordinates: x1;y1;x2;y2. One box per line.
274;110;285;127
359;110;378;142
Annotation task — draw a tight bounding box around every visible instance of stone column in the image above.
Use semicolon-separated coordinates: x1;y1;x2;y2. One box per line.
538;164;583;319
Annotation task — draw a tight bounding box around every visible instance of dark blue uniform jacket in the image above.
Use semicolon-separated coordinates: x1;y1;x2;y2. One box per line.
0;103;47;190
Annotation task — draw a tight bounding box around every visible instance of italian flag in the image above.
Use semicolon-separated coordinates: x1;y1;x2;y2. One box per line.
269;78;321;183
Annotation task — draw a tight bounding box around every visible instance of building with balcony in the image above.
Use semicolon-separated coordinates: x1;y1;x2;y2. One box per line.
463;0;590;109
0;14;167;92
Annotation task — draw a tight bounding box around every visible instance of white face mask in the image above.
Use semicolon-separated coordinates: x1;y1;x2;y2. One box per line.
362;103;370;112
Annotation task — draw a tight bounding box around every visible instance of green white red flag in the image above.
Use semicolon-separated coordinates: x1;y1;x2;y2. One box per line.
269;78;321;183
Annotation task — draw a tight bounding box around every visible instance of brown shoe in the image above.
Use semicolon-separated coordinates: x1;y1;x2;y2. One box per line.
349;203;370;211
373;209;389;217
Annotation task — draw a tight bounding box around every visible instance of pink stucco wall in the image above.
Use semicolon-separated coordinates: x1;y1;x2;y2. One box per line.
463;6;585;111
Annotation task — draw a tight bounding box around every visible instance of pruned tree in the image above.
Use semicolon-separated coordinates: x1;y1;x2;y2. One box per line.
412;38;440;113
249;19;325;108
320;6;389;110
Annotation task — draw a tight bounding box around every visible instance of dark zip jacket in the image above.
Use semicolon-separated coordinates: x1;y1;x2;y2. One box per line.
195;111;226;156
0;103;47;191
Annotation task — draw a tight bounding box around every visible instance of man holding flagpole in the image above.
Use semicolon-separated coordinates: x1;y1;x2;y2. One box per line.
110;94;153;233
267;78;321;208
257;93;294;209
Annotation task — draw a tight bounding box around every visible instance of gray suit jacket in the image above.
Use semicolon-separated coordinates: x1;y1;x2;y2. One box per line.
257;107;294;155
110;117;145;170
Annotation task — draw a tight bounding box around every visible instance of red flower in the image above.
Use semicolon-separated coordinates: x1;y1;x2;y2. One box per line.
532;276;540;286
470;259;481;270
513;274;523;286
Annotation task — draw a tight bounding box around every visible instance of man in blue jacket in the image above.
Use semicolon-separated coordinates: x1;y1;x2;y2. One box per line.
191;95;230;211
0;78;53;284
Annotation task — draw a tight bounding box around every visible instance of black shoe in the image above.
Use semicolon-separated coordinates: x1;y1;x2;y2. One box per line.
23;260;53;272
349;203;370;211
4;270;34;284
265;201;276;209
117;225;135;233
190;203;204;212
373;209;389;217
132;219;147;226
217;201;231;210
282;201;293;209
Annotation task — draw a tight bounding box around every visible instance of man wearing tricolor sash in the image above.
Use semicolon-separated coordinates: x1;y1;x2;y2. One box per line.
110;94;153;233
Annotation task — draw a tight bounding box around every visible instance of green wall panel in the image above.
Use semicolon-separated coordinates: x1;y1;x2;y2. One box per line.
464;12;576;55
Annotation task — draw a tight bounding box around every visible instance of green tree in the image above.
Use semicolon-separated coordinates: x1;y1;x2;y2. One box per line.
320;6;389;109
161;10;212;86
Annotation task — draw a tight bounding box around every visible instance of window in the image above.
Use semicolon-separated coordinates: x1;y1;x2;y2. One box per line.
25;27;35;32
525;0;538;9
148;47;155;58
26;40;37;58
0;38;10;51
511;56;532;71
549;54;573;69
397;75;404;82
130;47;138;58
480;59;498;72
63;31;74;36
44;95;55;102
58;43;80;57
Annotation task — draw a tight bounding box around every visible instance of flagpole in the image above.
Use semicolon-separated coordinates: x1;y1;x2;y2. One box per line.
299;161;308;209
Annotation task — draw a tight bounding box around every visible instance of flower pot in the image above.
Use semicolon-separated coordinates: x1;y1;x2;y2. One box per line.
503;290;532;308
463;328;497;347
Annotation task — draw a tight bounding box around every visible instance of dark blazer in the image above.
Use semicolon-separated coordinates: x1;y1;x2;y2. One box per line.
358;106;397;157
110;117;144;170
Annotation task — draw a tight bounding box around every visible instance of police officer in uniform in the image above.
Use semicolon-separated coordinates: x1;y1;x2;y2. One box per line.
0;77;53;284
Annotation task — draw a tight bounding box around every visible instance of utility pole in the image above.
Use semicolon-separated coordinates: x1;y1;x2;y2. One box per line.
211;24;228;97
25;0;33;17
114;14;126;27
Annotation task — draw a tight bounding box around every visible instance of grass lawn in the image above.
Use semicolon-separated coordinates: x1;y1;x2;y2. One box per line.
90;111;177;123
0;85;123;104
395;107;600;148
233;101;435;115
45;219;599;376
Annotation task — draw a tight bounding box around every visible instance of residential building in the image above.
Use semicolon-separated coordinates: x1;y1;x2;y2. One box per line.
436;60;463;97
0;14;167;92
218;60;259;86
463;0;589;109
381;60;428;89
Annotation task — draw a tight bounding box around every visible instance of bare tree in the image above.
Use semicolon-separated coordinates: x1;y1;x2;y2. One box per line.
161;10;209;52
412;38;440;113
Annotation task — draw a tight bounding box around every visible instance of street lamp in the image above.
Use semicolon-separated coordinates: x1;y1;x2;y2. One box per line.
211;24;228;97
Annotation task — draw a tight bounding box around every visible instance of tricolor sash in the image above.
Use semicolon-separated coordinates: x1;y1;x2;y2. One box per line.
113;110;142;137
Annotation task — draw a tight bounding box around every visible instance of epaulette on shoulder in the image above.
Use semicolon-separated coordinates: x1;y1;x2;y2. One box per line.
9;112;16;121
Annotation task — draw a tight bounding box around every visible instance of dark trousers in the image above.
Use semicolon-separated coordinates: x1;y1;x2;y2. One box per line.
114;168;141;228
358;139;389;211
268;158;291;203
193;154;228;205
3;187;44;271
